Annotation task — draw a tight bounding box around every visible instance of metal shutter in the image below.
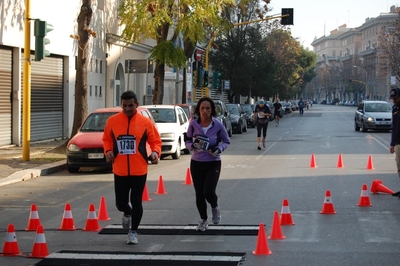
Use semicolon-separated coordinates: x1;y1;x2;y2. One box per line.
0;47;12;146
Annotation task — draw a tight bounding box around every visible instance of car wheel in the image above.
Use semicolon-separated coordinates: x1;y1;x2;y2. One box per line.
354;121;360;131
243;122;247;132
171;140;181;159
67;164;79;173
361;121;367;132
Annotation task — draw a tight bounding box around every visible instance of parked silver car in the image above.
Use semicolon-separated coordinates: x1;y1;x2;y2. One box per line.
354;101;392;132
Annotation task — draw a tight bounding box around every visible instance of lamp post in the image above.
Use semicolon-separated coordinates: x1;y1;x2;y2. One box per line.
353;65;369;99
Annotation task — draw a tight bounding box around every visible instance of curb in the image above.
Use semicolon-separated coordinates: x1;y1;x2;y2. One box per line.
0;160;67;187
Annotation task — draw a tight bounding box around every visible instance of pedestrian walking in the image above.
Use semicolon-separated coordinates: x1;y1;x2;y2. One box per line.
298;98;305;116
251;100;272;150
102;91;162;244
272;99;282;127
389;87;400;197
185;97;230;231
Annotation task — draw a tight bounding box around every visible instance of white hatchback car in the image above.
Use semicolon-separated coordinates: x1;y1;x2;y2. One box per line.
144;105;190;159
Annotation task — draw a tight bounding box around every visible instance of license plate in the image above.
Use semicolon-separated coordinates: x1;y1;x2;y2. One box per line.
88;153;104;159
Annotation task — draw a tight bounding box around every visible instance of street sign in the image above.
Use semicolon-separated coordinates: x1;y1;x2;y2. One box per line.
125;59;153;73
222;80;230;90
196;50;202;61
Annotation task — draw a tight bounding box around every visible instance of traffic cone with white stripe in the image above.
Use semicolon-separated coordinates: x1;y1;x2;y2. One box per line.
280;199;295;225
58;203;76;230
320;190;336;214
25;204;41;231
357;184;372;207
29;225;48;258
2;224;21;256
82;204;101;232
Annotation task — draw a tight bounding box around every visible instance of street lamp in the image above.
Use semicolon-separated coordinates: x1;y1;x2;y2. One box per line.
353;65;369;99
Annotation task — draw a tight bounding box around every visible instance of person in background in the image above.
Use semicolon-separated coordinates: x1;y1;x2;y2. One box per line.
389;87;400;197
298;98;305;116
103;91;162;244
185;97;230;231
251;100;272;150
272;99;282;127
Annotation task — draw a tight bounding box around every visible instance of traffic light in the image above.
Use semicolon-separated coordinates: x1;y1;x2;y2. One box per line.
197;67;204;87
213;72;221;89
281;8;294;25
34;19;53;61
203;71;209;87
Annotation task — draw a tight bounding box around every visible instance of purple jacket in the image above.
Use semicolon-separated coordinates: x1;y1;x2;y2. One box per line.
185;117;230;162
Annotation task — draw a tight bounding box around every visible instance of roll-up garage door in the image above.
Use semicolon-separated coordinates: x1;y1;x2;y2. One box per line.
21;55;64;142
0;47;12;146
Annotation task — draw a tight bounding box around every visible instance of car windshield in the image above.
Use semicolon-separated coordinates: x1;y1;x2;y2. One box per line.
227;105;239;115
81;112;117;132
148;108;176;123
365;103;391;112
241;105;253;114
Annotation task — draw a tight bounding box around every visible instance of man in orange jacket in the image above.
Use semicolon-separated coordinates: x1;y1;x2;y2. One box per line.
103;91;161;245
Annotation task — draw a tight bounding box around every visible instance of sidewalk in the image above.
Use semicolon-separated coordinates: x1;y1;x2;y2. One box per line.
0;139;67;186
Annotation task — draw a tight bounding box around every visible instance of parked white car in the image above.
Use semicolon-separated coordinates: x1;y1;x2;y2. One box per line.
144;105;190;159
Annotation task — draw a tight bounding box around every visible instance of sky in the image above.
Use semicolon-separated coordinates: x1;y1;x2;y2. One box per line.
269;0;399;50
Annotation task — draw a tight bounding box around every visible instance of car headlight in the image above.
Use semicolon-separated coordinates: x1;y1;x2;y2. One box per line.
366;117;375;122
161;133;175;138
67;143;81;151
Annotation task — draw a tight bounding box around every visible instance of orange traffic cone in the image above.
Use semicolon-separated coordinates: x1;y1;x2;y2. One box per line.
337;154;344;168
268;211;286;240
58;203;76;230
82;204;102;232
2;224;21;256
183;168;192;185
98;196;111;221
320;190;336;214
309;154;317;168
253;223;272;255
280;199;295;225
366;155;374;170
357;184;372;207
142;183;152;201
370;179;394;194
29;225;48;258
26;204;41;231
155;175;167;194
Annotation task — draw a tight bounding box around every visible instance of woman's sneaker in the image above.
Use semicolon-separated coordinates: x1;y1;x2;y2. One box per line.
196;219;209;231
122;214;131;230
127;230;138;244
257;145;261;150
262;140;266;148
212;206;221;224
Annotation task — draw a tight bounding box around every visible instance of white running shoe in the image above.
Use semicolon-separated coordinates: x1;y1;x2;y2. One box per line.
212;206;221;224
127;230;138;244
122;214;131;230
196;219;209;231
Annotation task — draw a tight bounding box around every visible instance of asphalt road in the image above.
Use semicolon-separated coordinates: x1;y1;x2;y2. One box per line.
1;104;400;266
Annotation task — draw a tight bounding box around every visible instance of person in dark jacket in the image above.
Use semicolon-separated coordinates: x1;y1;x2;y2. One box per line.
251;100;272;150
185;97;230;231
390;88;400;197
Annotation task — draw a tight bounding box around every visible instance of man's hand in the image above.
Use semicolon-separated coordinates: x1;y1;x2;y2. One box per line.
150;151;159;164
390;146;395;154
105;151;114;162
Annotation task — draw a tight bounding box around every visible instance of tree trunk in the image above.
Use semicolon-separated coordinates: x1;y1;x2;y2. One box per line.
153;62;165;104
70;0;92;139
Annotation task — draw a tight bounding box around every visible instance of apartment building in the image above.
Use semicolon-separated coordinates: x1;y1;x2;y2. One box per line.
311;6;398;103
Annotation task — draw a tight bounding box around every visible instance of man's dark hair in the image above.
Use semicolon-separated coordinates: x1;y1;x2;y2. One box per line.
194;97;217;117
121;91;138;103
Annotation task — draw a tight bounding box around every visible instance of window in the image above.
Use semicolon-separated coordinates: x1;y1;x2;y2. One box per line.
95;86;98;97
89;85;92;96
99;86;102;97
100;60;103;73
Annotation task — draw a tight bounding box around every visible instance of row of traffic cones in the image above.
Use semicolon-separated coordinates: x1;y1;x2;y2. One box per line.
2;224;48;258
253;179;395;255
142;169;193;201
309;153;375;169
25;196;110;232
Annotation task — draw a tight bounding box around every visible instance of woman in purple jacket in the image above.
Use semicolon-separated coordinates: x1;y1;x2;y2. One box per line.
185;97;230;231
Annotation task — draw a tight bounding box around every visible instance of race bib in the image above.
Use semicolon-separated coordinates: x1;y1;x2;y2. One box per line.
117;135;136;155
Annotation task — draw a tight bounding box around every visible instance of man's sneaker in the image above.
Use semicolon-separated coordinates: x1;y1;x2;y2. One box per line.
262;140;266;148
127;230;138;244
122;214;131;230
257;145;261;150
212;206;221;224
196;219;209;231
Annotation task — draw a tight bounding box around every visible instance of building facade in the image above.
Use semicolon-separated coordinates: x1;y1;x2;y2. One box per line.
311;6;398;103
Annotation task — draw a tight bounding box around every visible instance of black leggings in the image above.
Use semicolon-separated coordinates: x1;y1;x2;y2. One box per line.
190;160;221;220
114;174;147;230
256;122;269;138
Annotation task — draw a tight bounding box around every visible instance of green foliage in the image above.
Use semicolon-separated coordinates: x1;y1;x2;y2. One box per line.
150;41;187;68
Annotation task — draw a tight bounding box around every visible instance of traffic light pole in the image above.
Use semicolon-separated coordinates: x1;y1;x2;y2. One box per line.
22;0;31;161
